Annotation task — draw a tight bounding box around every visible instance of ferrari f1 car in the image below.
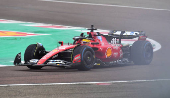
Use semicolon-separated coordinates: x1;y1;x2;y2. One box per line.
14;25;153;71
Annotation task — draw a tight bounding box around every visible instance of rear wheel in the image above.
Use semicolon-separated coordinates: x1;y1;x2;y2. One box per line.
131;41;153;65
24;44;44;69
73;45;95;71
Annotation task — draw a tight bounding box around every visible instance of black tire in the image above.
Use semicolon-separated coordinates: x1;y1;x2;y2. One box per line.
73;45;95;71
131;41;153;65
24;44;44;69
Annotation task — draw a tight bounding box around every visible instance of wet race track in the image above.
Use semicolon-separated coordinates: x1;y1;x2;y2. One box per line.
0;0;170;98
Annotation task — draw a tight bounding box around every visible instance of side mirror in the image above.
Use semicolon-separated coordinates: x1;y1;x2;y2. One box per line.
58;41;63;46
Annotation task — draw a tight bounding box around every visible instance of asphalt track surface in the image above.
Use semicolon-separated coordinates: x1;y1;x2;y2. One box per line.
0;0;170;98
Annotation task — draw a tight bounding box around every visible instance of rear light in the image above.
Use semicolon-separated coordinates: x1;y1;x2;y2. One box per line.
138;36;147;40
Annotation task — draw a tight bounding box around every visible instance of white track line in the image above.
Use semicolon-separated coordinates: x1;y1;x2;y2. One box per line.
0;65;8;67
0;79;170;87
40;0;170;12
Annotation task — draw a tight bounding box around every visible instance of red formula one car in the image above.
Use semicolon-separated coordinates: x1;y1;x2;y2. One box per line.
14;25;153;71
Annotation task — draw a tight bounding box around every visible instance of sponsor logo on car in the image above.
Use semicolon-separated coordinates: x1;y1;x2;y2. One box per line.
119;50;123;58
73;54;81;63
105;47;112;58
113;52;118;57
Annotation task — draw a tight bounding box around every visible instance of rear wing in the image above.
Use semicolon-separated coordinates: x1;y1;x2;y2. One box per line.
102;30;147;43
108;30;146;39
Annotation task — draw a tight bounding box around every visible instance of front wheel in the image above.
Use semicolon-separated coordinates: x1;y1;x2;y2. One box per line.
24;44;45;69
131;41;153;65
73;45;95;71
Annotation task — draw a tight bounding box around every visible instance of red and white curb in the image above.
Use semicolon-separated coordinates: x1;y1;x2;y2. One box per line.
0;30;50;37
0;79;170;87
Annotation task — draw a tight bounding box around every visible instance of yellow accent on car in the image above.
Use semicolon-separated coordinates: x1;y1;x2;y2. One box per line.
82;39;90;42
52;49;59;52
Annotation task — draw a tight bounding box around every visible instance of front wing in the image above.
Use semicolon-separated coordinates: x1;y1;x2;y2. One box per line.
14;53;73;67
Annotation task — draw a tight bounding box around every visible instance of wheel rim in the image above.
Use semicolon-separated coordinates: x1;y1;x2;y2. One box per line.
144;44;153;61
83;51;94;68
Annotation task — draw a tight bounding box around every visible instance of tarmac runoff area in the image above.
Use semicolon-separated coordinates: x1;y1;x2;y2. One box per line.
0;0;170;97
40;0;170;12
